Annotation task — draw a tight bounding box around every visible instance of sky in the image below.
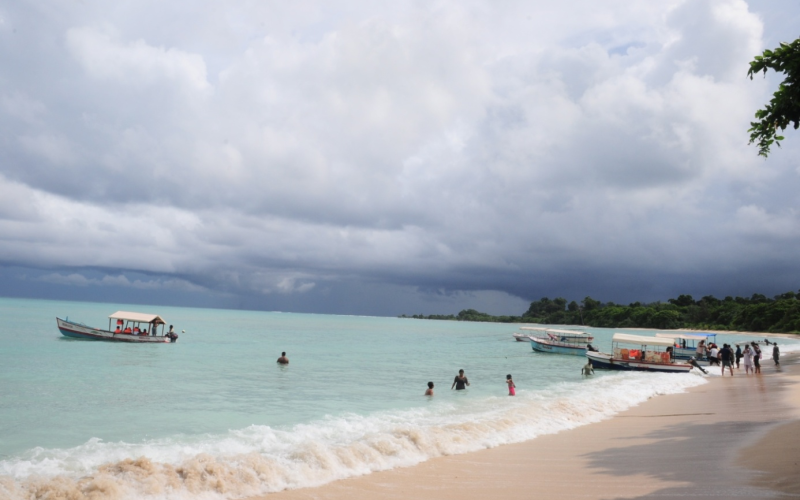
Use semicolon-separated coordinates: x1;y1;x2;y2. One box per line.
1;0;799;317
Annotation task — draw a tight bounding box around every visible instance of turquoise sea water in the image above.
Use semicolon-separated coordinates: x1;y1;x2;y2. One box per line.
1;297;796;500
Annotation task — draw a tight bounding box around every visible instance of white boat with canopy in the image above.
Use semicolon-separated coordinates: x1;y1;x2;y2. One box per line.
513;326;548;341
586;333;693;373
654;332;718;360
529;328;595;355
56;311;180;343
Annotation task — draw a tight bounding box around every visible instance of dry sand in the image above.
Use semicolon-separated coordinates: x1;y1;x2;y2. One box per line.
251;358;800;500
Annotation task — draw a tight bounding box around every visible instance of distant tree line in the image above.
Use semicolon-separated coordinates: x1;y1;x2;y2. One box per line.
399;291;800;333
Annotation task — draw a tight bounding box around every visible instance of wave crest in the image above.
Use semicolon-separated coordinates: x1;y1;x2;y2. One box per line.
1;372;707;500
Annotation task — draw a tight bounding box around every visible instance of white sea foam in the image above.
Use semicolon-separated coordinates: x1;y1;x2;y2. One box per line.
0;371;707;500
775;342;800;354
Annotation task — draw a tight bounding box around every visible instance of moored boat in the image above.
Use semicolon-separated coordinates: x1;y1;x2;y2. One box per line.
513;326;547;341
654;332;717;360
586;333;692;373
56;311;180;343
530;329;594;355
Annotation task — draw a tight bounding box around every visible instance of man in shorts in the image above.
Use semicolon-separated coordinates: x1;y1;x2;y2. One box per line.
719;344;734;376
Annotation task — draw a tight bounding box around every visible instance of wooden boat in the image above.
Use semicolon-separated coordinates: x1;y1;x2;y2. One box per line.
513;327;547;341
530;329;594;355
56;311;179;343
654;333;717;360
586;333;692;373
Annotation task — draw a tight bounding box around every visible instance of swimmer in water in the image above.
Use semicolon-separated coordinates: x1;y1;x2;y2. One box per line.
425;381;434;396
277;352;289;364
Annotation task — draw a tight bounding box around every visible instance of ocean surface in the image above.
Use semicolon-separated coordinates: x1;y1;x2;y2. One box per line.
1;297;797;500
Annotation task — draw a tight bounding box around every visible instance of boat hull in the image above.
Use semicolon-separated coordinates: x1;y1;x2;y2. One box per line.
586;351;692;373
57;318;173;343
530;337;587;355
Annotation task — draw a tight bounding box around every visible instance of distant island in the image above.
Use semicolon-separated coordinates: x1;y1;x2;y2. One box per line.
399;292;800;333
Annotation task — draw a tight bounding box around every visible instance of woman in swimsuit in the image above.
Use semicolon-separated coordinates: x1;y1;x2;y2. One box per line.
506;374;516;396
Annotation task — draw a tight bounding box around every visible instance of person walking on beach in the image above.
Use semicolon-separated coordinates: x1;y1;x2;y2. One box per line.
742;345;754;375
773;343;780;366
735;344;743;369
506;374;516;396
753;344;762;374
719;344;734;376
425;382;434;396
277;352;289;365
451;369;469;390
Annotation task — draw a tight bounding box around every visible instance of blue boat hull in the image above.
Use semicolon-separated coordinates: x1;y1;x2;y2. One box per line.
530;337;587;356
59;328;106;340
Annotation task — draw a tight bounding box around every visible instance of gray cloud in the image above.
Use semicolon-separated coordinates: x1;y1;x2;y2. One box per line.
1;0;799;316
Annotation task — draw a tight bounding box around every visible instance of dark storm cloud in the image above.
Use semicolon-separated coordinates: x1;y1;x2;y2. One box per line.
1;0;799;316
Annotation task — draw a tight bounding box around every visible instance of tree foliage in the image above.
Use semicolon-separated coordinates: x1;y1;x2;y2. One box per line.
401;290;800;333
748;38;800;157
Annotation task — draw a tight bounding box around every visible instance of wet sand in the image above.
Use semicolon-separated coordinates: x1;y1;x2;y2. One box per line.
253;357;800;500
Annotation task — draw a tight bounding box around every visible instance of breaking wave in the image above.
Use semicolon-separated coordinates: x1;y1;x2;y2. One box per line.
0;372;707;500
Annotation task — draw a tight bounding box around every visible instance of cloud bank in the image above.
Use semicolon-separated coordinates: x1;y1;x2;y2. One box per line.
1;0;799;315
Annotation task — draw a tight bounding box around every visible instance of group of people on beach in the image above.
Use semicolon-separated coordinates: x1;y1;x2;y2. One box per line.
695;340;779;376
424;369;516;396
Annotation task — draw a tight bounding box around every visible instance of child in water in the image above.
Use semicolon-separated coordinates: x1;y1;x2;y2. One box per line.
506;374;516;396
425;381;434;396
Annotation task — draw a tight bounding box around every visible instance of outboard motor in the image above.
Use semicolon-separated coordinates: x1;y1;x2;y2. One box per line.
689;357;708;374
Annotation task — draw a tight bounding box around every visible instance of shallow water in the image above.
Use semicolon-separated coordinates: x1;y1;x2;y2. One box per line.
0;297;794;500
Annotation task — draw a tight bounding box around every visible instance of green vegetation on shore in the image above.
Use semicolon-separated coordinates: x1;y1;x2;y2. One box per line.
399;291;800;333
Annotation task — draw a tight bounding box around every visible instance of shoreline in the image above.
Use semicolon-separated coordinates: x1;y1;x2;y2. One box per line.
253;356;800;500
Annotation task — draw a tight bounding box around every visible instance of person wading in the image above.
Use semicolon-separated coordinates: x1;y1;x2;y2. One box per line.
719;344;734;376
451;369;470;390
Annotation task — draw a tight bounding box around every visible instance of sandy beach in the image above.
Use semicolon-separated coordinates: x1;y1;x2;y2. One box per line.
254;356;800;500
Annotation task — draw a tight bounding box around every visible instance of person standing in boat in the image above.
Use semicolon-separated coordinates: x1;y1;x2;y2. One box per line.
451;369;469;390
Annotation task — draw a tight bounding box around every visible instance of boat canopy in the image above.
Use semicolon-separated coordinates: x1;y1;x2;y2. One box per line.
547;329;591;337
654;333;707;341
613;333;675;347
109;311;166;325
520;327;548;331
